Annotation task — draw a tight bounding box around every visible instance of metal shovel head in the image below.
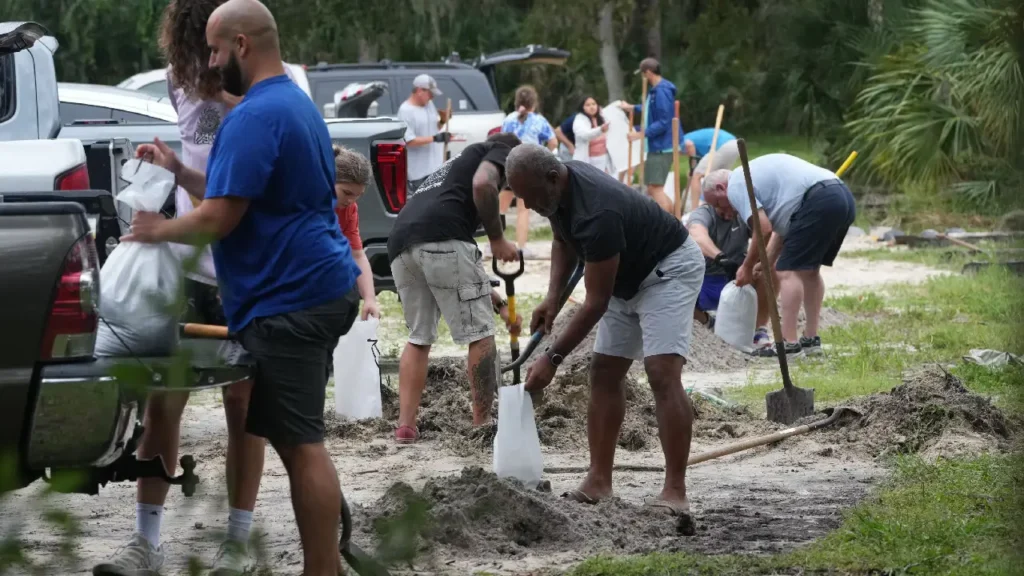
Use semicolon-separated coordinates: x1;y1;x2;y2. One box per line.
765;385;815;425
342;542;392;576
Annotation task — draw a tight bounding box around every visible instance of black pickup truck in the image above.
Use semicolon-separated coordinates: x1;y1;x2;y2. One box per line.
0;191;247;497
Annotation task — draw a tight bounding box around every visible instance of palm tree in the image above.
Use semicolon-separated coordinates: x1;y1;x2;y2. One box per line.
844;0;1023;209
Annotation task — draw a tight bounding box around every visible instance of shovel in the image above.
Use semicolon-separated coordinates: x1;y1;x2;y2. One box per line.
735;139;815;424
493;251;526;383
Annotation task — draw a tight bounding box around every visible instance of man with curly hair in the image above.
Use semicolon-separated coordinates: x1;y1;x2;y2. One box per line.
92;1;303;575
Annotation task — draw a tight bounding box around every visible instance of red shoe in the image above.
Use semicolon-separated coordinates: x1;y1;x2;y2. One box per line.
394;425;418;444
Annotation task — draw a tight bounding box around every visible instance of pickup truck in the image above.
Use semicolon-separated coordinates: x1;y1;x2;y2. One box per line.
0;191;252;497
1;21;409;292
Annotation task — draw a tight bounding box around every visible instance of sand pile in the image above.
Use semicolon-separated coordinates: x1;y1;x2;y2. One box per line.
361;467;678;563
825;365;1018;458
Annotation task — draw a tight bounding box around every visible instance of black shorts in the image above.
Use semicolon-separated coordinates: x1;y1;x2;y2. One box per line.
239;291;359;446
777;180;856;272
183;279;250;367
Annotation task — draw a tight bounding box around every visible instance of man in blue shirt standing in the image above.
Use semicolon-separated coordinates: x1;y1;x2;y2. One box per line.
619;58;681;214
124;1;359;573
554;114;576;161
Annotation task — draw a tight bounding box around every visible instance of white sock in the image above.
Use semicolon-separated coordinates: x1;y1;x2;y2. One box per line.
136;503;164;548
227;507;253;544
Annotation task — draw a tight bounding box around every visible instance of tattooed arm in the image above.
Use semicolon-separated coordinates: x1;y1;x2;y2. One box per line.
473;160;518;261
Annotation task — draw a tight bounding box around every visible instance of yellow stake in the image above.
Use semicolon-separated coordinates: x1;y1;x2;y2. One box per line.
836;151;858;177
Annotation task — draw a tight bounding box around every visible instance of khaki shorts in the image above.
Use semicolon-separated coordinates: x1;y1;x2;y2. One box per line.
644;151;674;186
693;139;740;175
391;240;495;346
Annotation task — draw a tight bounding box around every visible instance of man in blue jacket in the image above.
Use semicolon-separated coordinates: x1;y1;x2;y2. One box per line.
620;58;680;213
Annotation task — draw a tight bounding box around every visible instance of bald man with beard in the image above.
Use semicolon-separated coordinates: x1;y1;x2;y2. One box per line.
96;1;360;574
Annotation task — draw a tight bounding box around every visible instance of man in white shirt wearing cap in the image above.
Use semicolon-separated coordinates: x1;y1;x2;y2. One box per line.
399;74;452;192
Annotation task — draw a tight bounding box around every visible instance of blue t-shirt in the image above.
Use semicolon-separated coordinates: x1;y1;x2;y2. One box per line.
501;112;555;146
205;75;360;332
686;128;736;157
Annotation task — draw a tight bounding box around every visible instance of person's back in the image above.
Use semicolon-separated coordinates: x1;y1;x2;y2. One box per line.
209;74;359;331
686;128;736;157
727;153;837;237
554;160;687;300
387;141;508;262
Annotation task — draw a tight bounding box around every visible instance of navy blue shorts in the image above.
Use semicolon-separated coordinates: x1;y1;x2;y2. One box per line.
777;180;856;271
696;274;730;312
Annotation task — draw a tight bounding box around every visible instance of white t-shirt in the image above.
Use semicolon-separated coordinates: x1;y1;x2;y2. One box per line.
398;100;442;181
726;153;837;237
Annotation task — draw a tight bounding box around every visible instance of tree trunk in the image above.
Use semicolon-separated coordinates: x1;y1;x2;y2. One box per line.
868;0;884;30
357;35;377;63
599;2;625;102
646;0;662;60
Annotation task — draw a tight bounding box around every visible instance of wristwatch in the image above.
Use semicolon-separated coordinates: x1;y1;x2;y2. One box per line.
493;297;507;314
546;349;564;367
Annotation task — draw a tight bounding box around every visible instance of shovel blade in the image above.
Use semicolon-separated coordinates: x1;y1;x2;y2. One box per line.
765;385;815;425
342;542;392;576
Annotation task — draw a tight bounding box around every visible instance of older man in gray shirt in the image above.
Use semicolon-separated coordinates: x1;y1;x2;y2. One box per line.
702;153;855;358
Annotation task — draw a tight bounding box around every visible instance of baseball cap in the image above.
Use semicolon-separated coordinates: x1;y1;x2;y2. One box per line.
633;57;660;75
413;74;442;96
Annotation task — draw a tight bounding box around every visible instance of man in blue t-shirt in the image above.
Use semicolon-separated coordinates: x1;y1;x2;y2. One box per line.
125;1;359;572
554;114;576;160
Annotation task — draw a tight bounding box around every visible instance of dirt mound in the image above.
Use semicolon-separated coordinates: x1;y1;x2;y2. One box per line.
361;467;678;563
826;365;1017;458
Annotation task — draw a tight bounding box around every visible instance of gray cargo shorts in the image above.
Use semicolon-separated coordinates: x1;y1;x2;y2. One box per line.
594;236;704;361
391;239;495;346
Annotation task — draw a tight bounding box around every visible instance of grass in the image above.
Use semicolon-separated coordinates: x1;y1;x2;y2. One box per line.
571;455;1024;575
843;239;1024;271
725;267;1024;410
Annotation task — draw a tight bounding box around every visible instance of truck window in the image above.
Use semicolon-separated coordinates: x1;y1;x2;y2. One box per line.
138;80;169;98
113;109;169;124
397;75;495;113
0;55;13;123
314;79;394;117
59;103;113;123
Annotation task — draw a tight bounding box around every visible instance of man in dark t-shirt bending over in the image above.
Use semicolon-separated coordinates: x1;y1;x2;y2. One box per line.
507;143;704;534
387;133;523;444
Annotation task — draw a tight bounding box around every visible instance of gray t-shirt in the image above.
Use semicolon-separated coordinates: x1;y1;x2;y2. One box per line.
398;100;442;182
688;204;749;276
726;153;837;237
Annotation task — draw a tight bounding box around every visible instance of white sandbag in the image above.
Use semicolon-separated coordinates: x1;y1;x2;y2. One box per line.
334;318;383;420
493;384;543;490
714;281;758;353
603;101;644;178
95;160;182;357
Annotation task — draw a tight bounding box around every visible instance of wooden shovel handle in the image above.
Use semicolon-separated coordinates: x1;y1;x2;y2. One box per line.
736;139;794;389
182;323;230;339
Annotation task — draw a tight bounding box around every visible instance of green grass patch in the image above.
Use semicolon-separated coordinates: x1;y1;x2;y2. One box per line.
843;239;1024;271
726;267;1024;409
741;133;826;166
572;455;1024;575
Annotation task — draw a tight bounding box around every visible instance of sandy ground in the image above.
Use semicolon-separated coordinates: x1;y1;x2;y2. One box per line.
0;232;959;575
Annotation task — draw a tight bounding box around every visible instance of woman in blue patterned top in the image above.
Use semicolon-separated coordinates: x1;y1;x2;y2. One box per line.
500;85;557;250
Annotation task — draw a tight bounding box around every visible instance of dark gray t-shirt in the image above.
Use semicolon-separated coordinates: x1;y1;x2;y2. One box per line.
689;204;749;276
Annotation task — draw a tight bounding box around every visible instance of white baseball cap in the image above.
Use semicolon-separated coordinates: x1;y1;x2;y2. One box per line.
412;74;442;96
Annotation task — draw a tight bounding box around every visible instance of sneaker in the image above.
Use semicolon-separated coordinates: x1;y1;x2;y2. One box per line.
752;341;803;358
395;425;419;445
800;335;823;356
752;327;772;350
92;534;164;576
211;540;257;576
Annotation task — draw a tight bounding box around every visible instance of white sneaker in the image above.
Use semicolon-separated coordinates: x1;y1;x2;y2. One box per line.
210;539;257;576
92;534;164;576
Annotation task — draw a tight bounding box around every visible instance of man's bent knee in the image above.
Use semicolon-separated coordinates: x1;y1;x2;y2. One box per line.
644;355;684;393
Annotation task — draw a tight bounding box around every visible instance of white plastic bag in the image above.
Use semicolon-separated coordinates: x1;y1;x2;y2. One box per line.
493;384;544;489
714;280;758;353
333;318;383;420
95;160;182;357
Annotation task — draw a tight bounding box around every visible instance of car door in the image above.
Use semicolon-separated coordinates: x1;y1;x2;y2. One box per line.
473;45;570;101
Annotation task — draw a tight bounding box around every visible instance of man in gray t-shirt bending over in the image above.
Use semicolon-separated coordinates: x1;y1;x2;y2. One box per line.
398;74;452;192
702;153;855;358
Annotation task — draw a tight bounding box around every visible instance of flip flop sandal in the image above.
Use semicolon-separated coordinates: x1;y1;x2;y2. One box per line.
560;489;601;505
644;497;697;536
394;425;419;445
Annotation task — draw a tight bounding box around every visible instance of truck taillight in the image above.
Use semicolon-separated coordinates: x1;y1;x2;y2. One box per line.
487;126;501;137
40;235;99;360
375;142;407;213
55;164;91;191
